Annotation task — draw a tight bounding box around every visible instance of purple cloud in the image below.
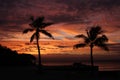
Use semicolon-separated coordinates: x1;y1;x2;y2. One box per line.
0;0;119;41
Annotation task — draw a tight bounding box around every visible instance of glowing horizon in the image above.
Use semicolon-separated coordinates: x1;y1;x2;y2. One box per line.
0;0;119;57
0;40;119;56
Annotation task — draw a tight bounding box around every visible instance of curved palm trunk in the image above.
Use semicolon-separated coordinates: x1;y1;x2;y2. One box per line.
90;45;94;67
36;35;41;67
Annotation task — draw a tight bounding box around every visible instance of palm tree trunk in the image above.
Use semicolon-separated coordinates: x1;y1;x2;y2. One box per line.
90;45;94;67
36;36;41;67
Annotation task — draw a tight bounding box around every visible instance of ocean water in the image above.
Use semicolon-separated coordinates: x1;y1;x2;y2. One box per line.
35;54;120;71
42;61;120;71
94;62;120;71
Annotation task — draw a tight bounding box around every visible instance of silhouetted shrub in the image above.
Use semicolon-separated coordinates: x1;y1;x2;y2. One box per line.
0;45;36;66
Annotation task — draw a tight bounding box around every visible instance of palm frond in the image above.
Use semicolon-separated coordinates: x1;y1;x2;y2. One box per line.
33;16;44;23
29;16;45;28
90;26;102;34
89;26;103;41
94;35;108;45
101;35;108;42
30;32;36;42
96;43;109;51
41;23;54;29
96;26;104;34
73;43;86;49
23;28;34;33
94;35;109;51
40;30;54;39
75;34;87;38
85;38;90;44
75;34;90;44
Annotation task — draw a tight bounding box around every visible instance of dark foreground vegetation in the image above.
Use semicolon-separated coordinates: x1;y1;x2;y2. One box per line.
0;45;36;66
0;65;120;80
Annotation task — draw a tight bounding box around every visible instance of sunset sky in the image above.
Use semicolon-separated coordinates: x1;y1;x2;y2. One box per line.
0;0;120;62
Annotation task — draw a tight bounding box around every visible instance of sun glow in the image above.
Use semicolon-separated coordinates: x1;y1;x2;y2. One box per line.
0;40;109;55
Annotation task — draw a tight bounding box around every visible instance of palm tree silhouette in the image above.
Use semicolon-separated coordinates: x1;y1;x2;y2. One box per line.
23;16;54;68
73;26;109;67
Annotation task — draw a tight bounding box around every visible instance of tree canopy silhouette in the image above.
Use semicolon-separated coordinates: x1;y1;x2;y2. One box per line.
0;45;36;66
23;16;54;68
73;26;109;67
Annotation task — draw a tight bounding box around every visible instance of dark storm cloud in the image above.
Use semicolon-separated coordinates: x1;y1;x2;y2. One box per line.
0;0;119;24
49;0;120;24
55;0;120;8
0;0;33;24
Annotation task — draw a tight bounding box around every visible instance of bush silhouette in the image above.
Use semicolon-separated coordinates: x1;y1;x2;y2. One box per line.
0;45;36;66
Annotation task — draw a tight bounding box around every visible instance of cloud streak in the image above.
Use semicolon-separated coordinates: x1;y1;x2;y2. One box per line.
0;0;119;43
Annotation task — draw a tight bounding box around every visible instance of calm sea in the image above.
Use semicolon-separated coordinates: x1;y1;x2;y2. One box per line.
94;62;120;71
42;61;120;71
34;54;120;71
